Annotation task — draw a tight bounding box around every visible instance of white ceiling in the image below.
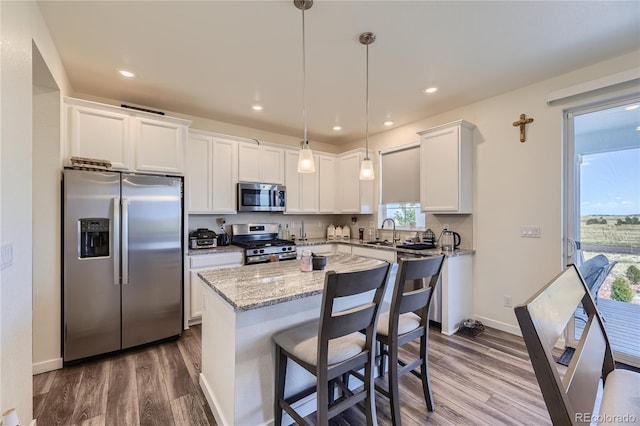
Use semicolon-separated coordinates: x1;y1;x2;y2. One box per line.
37;1;640;145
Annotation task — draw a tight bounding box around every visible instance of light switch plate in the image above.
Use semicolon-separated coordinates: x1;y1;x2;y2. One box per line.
520;226;541;238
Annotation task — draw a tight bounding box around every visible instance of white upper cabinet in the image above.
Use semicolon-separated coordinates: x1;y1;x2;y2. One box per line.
418;120;475;214
186;130;238;214
336;151;374;214
284;150;318;214
134;117;186;174
68;103;131;170
65;97;191;174
238;142;284;184
318;154;336;213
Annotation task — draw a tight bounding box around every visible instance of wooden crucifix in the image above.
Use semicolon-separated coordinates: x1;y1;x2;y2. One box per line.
513;113;534;143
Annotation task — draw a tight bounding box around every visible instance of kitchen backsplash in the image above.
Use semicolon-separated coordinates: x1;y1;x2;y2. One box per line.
189;213;473;249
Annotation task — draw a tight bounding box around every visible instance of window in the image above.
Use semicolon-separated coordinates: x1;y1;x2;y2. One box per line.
379;203;426;229
378;142;426;230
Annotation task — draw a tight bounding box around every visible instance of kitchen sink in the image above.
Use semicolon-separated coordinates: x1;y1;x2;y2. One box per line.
396;243;437;250
365;241;394;247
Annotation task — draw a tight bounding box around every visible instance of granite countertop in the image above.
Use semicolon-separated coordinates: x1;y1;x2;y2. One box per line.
198;253;386;312
295;238;475;258
187;245;244;256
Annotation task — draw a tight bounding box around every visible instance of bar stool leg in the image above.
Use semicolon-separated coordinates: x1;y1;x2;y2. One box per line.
274;345;287;426
388;340;402;426
419;335;435;412
364;360;378;426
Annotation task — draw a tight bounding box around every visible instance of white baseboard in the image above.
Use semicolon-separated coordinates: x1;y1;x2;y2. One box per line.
473;315;522;336
32;357;63;375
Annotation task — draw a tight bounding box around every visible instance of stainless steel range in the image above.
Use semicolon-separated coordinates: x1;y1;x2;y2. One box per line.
232;223;297;265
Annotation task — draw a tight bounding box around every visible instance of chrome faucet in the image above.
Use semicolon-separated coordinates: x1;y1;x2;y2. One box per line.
381;218;398;245
299;220;307;241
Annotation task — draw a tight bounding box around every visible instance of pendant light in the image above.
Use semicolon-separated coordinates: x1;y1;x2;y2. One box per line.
359;32;375;180
295;0;315;173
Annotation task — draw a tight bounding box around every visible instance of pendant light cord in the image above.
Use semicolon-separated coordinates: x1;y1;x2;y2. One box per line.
365;41;370;160
302;6;308;145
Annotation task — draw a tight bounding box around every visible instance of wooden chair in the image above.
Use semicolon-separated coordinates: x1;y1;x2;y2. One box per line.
375;255;445;426
272;262;391;426
515;265;640;425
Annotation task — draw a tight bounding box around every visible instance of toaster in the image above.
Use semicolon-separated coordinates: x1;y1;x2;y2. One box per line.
189;228;217;249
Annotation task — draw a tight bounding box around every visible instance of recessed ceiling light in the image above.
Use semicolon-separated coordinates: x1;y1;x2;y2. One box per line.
636;126;640;131
118;69;135;78
252;104;263;111
625;105;639;111
424;87;438;94
333;125;342;131
383;120;394;126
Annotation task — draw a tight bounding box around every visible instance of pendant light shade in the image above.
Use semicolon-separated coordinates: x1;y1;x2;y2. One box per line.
359;158;374;180
359;32;375;181
297;141;315;173
295;0;316;173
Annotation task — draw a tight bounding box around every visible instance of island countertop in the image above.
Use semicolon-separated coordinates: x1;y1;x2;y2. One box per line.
198;253;386;312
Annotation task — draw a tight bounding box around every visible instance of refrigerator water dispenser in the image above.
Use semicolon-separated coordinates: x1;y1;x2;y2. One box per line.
79;218;110;258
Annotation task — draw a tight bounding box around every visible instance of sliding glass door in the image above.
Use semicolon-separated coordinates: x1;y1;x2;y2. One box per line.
564;98;640;367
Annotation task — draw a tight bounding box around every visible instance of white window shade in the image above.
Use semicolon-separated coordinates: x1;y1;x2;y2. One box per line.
381;145;420;204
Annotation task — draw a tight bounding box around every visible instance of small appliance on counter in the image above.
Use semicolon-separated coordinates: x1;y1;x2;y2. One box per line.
216;231;230;246
189;228;217;250
440;230;461;251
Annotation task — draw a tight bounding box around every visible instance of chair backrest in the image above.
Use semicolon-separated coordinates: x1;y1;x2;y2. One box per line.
390;255;445;329
318;262;391;357
514;265;615;425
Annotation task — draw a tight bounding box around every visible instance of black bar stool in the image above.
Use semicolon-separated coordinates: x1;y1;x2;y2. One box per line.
375;255;445;426
273;262;391;426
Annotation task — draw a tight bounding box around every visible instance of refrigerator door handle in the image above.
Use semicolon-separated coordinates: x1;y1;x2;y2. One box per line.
122;198;129;285
113;196;121;286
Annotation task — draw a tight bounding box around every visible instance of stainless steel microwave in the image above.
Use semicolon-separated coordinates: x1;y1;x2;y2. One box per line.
237;183;286;212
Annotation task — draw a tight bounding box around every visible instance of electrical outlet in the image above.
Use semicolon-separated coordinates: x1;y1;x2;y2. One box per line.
503;295;512;307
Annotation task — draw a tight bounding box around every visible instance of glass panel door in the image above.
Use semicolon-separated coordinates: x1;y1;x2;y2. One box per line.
564;98;640;367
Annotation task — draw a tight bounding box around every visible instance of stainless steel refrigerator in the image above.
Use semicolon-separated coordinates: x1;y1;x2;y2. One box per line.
63;169;183;363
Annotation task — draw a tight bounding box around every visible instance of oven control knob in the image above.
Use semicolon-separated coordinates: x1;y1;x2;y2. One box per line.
252;249;259;254
259;249;264;254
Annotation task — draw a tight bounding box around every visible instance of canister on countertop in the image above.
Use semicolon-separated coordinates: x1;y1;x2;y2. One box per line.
342;226;350;240
335;226;343;239
358;228;364;241
300;250;312;272
327;225;335;240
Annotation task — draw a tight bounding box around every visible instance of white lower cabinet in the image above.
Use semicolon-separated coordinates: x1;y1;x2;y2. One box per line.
298;244;334;256
351;246;397;263
187;252;243;325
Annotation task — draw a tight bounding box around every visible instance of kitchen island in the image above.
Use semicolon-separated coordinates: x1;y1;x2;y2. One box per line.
197;253;387;426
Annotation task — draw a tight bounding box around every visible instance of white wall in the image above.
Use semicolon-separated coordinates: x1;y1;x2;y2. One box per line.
32;85;62;373
342;50;640;334
0;0;69;421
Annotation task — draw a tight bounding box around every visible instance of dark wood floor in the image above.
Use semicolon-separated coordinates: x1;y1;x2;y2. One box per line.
34;325;553;425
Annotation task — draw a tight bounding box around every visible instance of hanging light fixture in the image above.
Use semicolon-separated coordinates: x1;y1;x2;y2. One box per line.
359;32;375;180
295;0;316;173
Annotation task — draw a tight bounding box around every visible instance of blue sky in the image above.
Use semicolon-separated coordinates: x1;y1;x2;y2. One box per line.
580;147;640;216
